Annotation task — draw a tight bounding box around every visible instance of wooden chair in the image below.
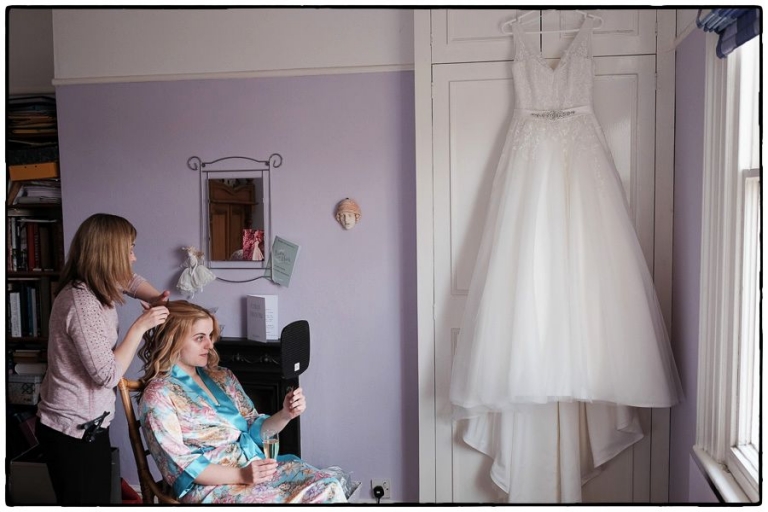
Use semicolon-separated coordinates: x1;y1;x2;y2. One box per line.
117;378;179;504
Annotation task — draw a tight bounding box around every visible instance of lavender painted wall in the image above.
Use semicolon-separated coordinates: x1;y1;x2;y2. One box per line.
54;71;418;502
668;28;712;503
687;456;719;502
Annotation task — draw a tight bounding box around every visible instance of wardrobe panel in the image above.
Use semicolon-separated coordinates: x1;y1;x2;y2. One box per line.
433;62;515;294
542;10;657;57
592;55;658;268
448;326;503;502
431;9;538;64
582;450;636;502
432;9;656;64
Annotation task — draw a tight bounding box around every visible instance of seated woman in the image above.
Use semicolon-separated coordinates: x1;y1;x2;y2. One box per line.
137;300;347;504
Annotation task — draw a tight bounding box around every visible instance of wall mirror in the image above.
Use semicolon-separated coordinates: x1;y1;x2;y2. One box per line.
188;154;282;269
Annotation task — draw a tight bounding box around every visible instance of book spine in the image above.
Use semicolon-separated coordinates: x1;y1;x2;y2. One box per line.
26;223;36;271
18;223;27;271
6;284;12;337
11;218;19;271
31;223;41;271
7;218;15;271
53;221;65;271
28;285;39;337
9;291;22;338
20;283;32;337
38;224;53;271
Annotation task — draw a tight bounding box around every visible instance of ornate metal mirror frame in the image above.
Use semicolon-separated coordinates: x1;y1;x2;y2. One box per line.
188;154;282;270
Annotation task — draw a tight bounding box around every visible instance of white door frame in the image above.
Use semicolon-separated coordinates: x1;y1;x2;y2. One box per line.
415;8;437;502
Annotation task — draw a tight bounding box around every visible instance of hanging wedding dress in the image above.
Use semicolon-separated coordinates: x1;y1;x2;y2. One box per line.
449;17;683;502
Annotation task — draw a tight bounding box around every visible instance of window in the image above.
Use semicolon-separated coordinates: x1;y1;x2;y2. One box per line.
695;35;760;503
727;35;760;499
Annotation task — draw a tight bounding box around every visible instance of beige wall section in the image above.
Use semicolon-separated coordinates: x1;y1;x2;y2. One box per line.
8;9;55;94
52;8;414;83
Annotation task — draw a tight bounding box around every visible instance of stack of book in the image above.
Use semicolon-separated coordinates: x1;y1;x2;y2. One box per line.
7;180;61;206
8;180;61;205
10;349;47;374
7;95;60;189
7;96;58;152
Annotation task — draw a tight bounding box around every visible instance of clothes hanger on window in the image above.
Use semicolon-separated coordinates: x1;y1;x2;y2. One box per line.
501;9;604;35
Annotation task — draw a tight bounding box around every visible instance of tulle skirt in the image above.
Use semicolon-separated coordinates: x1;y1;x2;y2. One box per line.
449;111;683;418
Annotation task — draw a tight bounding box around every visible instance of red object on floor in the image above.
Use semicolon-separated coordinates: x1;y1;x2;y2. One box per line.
121;478;142;504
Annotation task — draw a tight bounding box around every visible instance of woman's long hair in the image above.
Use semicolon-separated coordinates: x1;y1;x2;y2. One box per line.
59;213;137;306
139;300;222;387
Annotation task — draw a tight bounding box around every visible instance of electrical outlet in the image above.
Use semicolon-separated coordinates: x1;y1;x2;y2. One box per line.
371;479;391;499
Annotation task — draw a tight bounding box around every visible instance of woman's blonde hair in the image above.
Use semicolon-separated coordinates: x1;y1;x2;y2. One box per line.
59;213;137;306
139;300;222;386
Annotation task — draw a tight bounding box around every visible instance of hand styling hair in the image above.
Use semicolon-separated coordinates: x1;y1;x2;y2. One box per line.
139;300;222;387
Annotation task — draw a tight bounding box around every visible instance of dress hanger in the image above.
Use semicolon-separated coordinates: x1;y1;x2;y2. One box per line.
501;9;604;35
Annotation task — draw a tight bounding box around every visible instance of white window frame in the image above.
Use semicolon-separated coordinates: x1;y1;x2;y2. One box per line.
695;33;761;503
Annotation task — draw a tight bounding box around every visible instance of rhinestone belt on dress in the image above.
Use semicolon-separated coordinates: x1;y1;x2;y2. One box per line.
530;109;577;120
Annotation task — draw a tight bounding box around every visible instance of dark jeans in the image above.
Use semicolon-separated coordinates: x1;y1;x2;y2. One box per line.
35;418;112;505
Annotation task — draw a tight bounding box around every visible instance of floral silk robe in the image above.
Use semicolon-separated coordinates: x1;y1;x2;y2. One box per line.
139;365;346;503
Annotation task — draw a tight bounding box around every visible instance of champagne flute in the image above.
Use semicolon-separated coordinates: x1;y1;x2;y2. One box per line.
261;429;279;459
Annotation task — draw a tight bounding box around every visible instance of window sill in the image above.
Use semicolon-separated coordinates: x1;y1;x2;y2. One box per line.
692;445;753;503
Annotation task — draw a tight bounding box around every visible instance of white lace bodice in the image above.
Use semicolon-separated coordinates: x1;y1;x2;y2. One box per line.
511;17;594;111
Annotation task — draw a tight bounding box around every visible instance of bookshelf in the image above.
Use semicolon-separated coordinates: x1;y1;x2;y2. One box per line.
6;94;61;459
7;205;63;340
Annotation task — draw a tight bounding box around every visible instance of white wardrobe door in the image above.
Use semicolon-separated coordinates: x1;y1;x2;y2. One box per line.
431;55;660;503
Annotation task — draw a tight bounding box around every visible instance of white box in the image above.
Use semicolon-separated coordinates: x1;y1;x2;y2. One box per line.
246;295;279;342
9;374;43;405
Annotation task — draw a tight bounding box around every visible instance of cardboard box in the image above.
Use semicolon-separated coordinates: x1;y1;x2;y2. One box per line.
9;445;122;504
9;161;59;181
9;445;56;504
246;295;279;342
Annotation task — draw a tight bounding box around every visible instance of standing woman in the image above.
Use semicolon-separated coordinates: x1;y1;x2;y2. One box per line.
36;213;171;505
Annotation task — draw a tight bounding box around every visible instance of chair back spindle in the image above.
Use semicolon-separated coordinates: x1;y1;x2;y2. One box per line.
117;378;179;505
